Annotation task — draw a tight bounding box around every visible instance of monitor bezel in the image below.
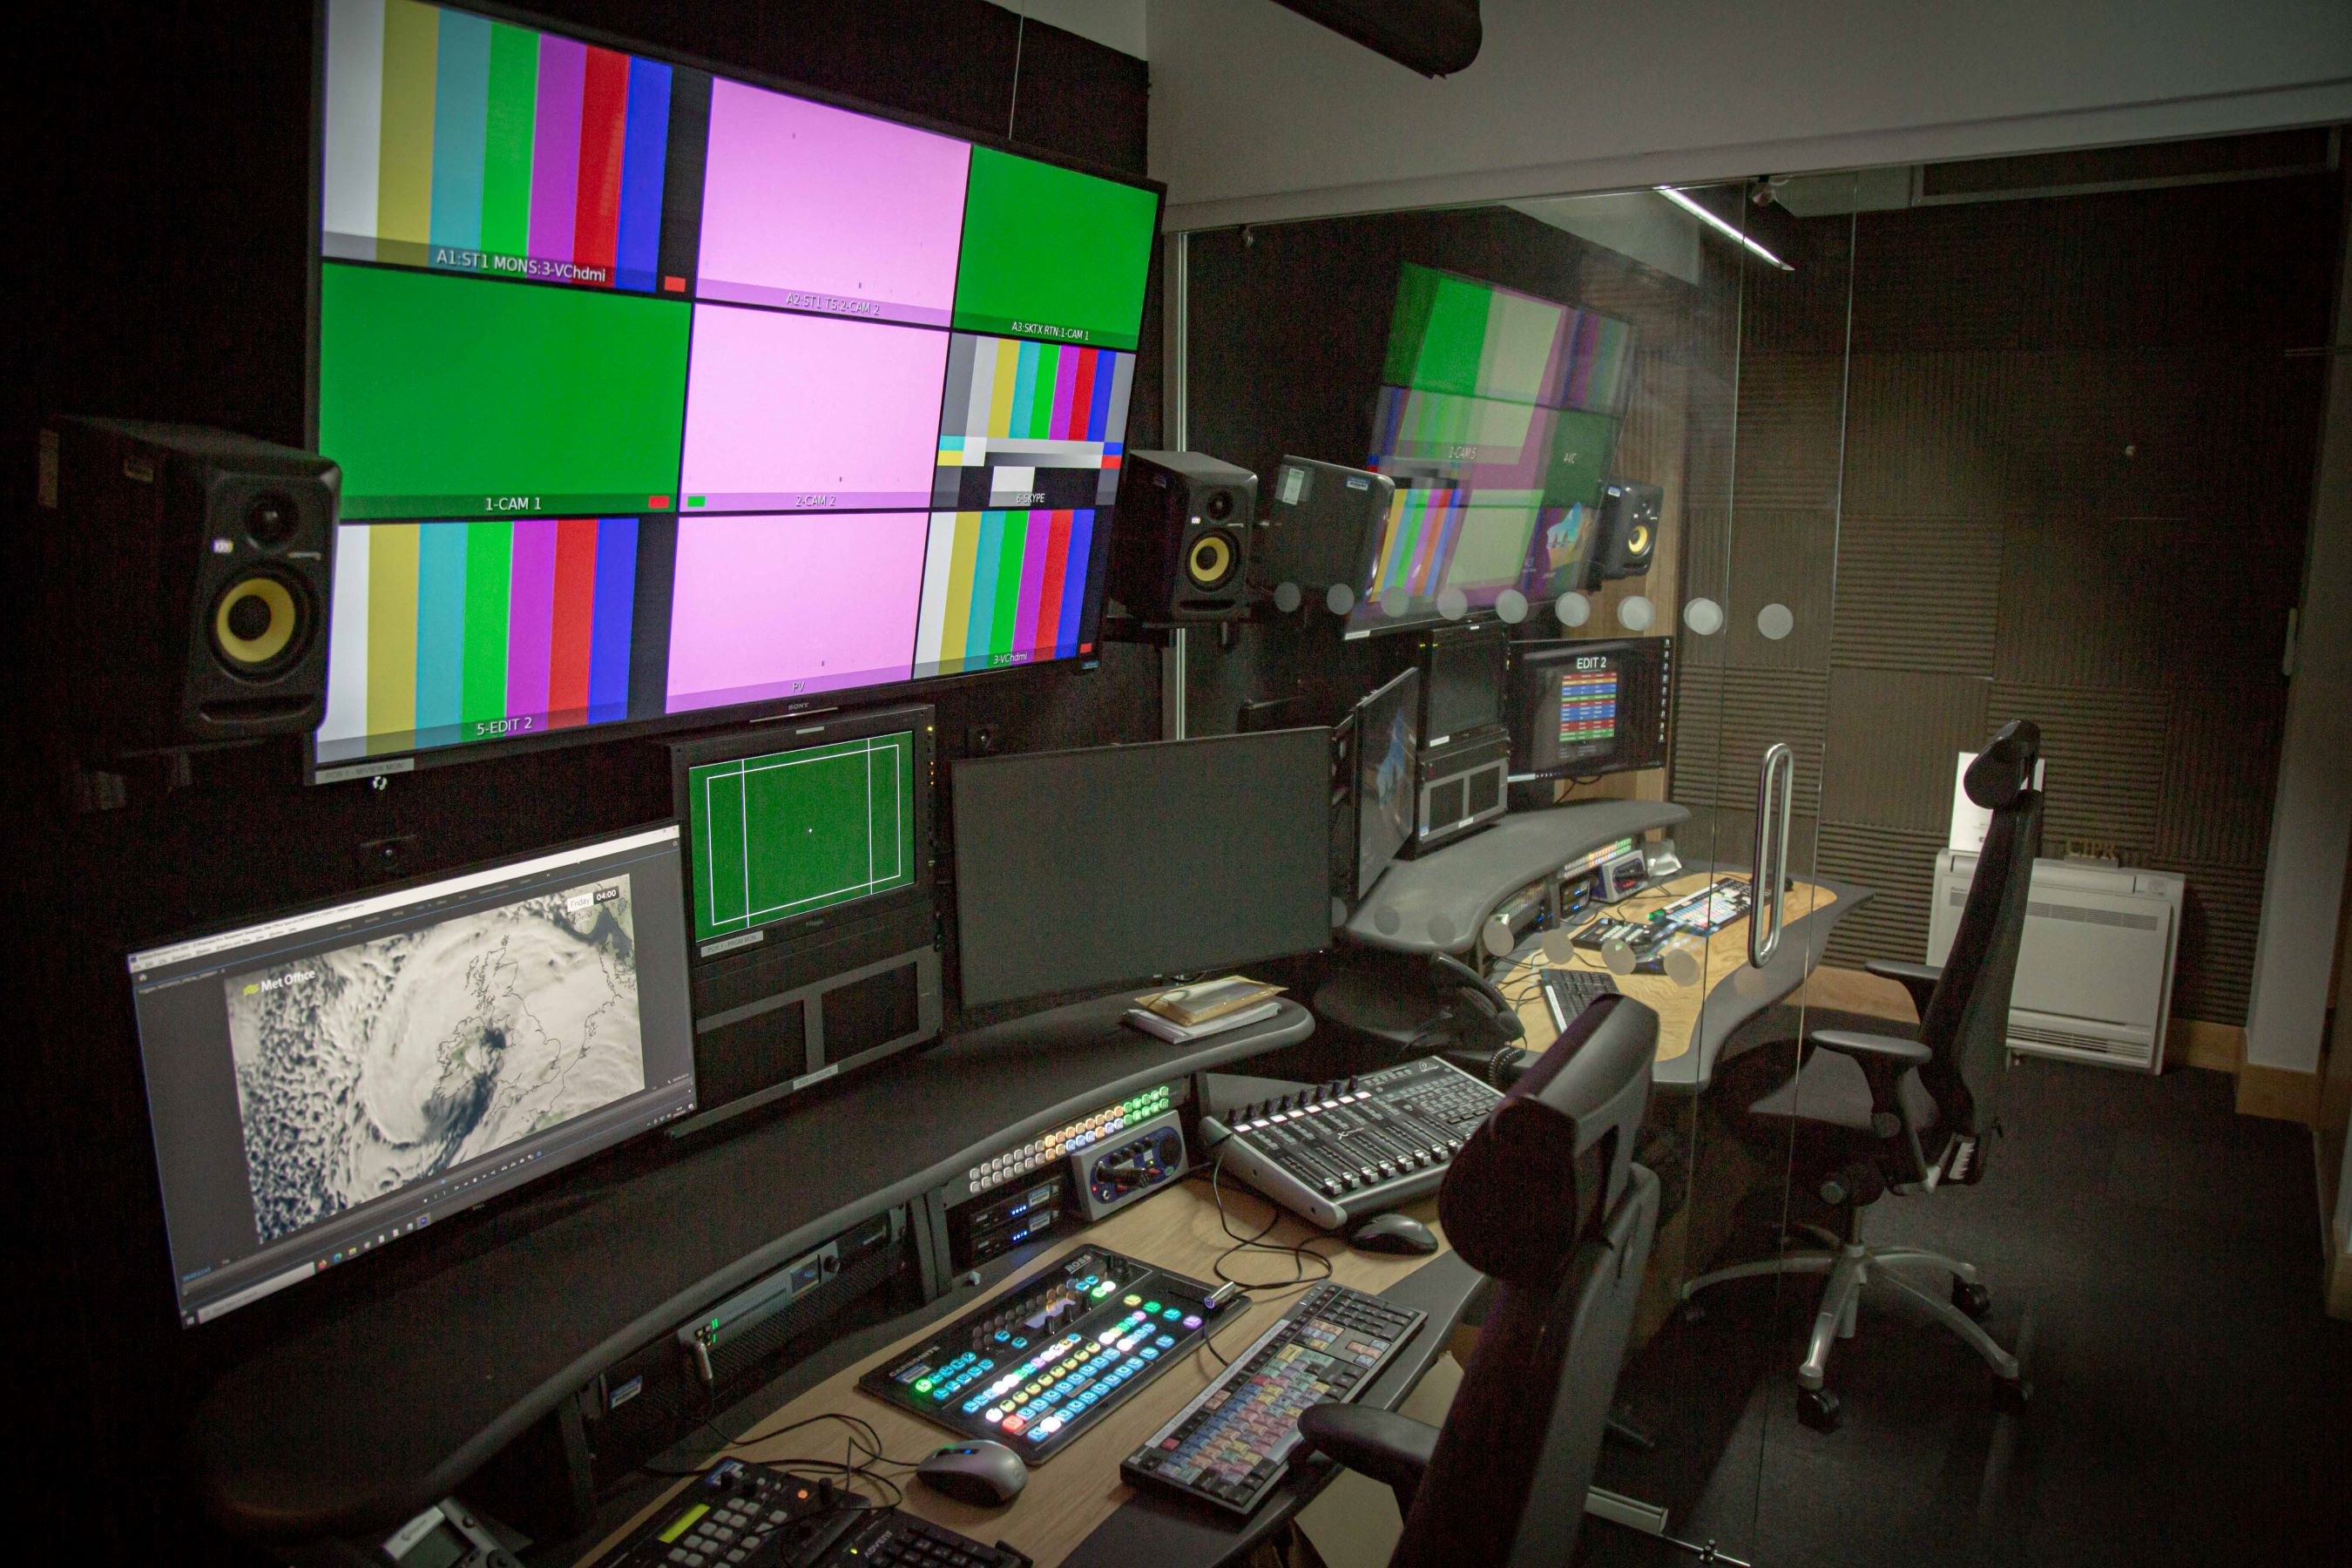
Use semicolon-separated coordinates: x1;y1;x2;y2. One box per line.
1505;635;1674;781
667;701;937;961
301;0;1166;784
1416;620;1508;745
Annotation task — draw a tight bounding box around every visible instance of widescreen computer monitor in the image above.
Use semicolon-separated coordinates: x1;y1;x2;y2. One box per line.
308;0;1160;781
1348;262;1631;639
125;825;697;1326
1507;637;1673;781
1354;667;1421;900
950;731;1333;1010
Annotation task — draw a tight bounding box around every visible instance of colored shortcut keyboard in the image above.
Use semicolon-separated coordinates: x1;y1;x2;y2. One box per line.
859;1247;1219;1461
1120;1281;1424;1516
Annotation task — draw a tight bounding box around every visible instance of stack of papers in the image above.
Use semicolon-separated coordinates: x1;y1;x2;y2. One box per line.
1125;1000;1281;1044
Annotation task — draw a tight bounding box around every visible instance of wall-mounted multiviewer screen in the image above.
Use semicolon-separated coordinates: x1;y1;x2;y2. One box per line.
125;825;698;1325
308;0;1159;779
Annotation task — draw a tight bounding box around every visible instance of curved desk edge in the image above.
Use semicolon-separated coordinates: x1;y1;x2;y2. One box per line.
1651;875;1872;1094
1343;801;1689;956
197;997;1317;1544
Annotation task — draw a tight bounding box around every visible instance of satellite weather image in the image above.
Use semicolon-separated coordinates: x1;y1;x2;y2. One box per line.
224;878;645;1243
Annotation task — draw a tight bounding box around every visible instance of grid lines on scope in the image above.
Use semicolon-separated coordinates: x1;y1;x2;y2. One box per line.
689;732;916;942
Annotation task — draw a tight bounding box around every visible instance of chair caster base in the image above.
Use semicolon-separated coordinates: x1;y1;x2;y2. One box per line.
1990;1373;2031;1414
1796;1385;1841;1432
1680;1298;1707;1325
1951;1279;1991;1320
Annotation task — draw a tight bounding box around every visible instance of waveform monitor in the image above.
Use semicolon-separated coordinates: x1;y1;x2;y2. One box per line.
308;0;1160;781
951;731;1332;1011
1507;637;1672;781
125;826;697;1325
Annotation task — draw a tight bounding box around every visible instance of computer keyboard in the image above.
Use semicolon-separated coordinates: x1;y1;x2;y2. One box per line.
1539;966;1619;1033
1120;1281;1424;1517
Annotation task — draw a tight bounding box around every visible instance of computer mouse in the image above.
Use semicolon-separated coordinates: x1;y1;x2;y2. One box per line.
915;1440;1028;1506
1349;1213;1438;1254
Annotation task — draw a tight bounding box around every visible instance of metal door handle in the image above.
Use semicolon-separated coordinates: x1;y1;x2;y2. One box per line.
1749;743;1794;967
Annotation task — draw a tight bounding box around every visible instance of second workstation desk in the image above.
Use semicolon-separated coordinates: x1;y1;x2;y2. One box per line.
578;1182;1477;1568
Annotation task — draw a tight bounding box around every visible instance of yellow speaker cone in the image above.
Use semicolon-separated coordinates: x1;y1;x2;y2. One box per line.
1626;524;1652;555
215;575;299;667
1186;531;1236;588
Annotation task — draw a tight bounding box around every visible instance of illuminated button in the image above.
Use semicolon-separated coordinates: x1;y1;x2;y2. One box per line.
1144;1301;1161;1313
1140;1347;1159;1359
1125;1294;1142;1307
1181;1315;1202;1329
1163;1308;1181;1320
983;1408;1004;1423
1000;1416;1026;1435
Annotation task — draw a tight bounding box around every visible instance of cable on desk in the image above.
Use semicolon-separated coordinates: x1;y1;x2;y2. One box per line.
1182;1157;1343;1367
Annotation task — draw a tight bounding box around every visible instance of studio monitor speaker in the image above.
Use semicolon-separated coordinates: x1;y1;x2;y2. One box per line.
1107;449;1258;622
38;418;340;754
1591;481;1661;583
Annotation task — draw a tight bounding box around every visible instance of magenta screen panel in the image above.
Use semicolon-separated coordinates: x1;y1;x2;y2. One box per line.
679;306;949;511
695;80;970;327
666;512;930;712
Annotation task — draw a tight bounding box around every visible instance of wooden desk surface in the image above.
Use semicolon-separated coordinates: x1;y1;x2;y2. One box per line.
578;1179;1450;1568
1502;871;1833;1065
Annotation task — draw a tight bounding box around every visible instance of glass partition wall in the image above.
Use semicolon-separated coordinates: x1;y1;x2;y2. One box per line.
1175;179;1848;1562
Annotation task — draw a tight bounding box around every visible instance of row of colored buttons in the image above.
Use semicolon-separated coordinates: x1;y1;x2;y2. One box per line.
965;1087;1173;1188
912;1352;997;1402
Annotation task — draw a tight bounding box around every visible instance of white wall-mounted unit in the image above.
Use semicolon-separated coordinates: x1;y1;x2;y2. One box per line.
1927;853;2186;1073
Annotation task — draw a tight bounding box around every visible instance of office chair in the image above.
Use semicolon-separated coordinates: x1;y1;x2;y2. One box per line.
1678;720;2043;1430
1295;992;1660;1567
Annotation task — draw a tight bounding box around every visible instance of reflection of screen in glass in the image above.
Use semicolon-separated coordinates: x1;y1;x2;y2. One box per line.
310;0;1158;774
1352;260;1628;639
1355;668;1421;897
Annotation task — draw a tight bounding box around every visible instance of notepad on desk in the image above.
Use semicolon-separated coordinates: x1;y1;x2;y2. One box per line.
1125;999;1281;1044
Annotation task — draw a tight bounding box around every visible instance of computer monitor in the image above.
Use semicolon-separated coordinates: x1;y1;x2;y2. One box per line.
670;706;942;1122
950;731;1333;1010
1254;456;1396;599
1507;637;1673;781
1416;623;1507;747
125;825;697;1326
308;0;1161;781
1353;667;1421;900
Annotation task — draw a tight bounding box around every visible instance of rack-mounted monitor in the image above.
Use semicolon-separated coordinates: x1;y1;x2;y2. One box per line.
126;824;697;1325
308;0;1160;781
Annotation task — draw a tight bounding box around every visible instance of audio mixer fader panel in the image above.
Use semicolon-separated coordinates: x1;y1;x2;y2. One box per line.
859;1247;1220;1460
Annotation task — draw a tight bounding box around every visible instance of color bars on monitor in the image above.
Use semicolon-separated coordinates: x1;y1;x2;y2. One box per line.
324;0;673;290
915;508;1097;675
321;517;639;753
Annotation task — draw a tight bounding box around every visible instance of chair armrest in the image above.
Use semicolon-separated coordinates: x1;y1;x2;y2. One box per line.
1808;1028;1930;1068
1295;1403;1440;1514
1862;958;1941;1019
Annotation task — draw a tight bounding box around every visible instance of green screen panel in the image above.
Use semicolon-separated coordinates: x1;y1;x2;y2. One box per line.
687;733;918;943
320;261;691;518
952;150;1156;351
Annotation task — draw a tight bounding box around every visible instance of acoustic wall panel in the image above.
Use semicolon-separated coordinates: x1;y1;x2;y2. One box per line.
2144;858;2264;1024
1987;682;2170;853
1830;513;2002;675
2155;691;2288;868
1729;354;1848;511
1724;507;1837;672
1667;665;1827;819
1816;821;1947;972
1819;669;1990;834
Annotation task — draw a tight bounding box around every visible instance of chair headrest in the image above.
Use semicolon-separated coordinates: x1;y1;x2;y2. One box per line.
1436;994;1657;1290
1965;720;2042;810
